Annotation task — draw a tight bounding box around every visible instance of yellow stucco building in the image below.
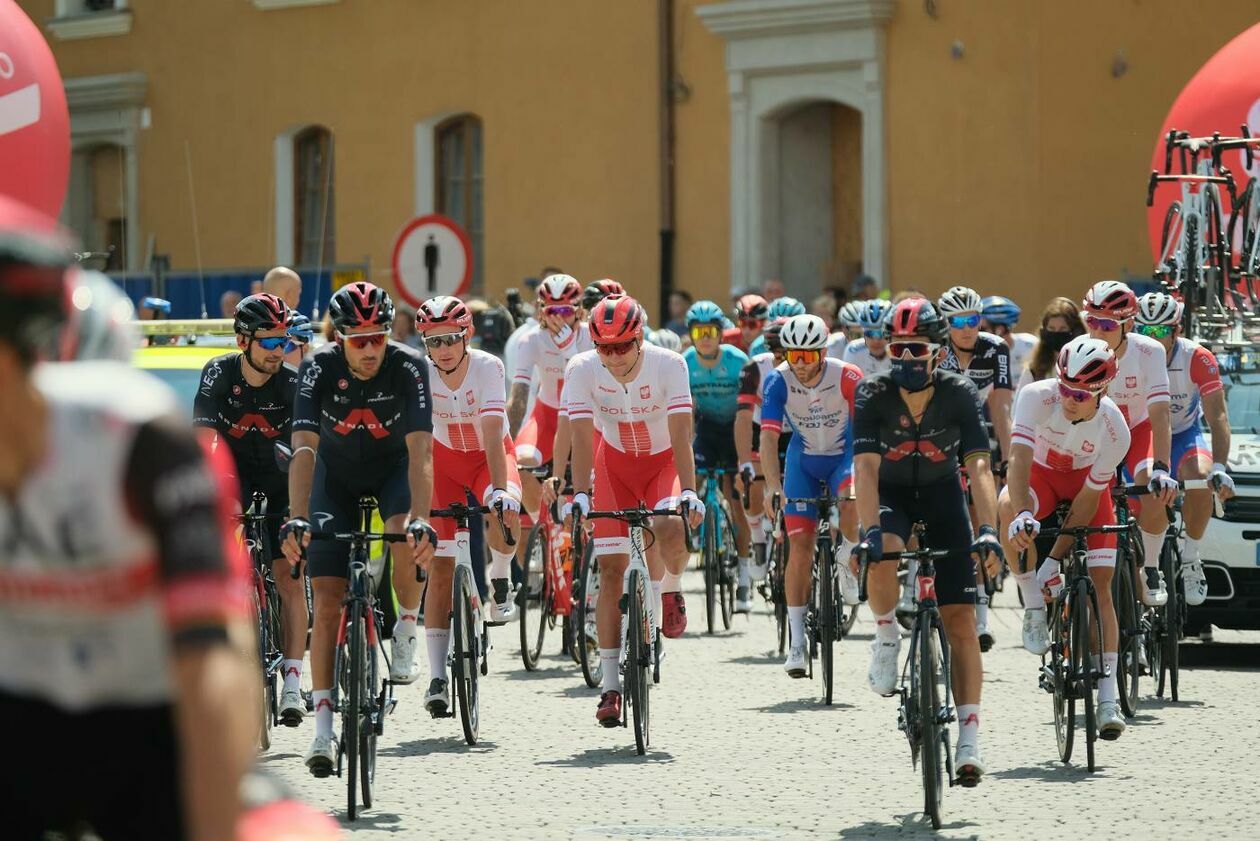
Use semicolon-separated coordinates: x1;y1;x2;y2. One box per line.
19;0;1260;320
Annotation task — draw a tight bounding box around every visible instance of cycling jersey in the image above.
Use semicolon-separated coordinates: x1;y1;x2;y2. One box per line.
685;344;749;423
292;340;433;475
748;334;769;357
193;353;298;478
737;352;778;427
939;332;1011;401
428;349;509;452
1011;379;1130;489
825;332;849;359
841;338;892;377
851;370;990;486
513;322;592;409
760;358;863;456
1166;336;1223;434
1008;332;1037;376
1105;333;1170;429
565;344;692;457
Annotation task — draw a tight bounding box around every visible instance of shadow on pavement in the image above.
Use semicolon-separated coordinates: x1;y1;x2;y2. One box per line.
555;683;599;699
838;814;979;838
1179;642;1260;669
745;698;854;713
378;737;498;758
501;665;573;680
989;760;1104;783
1131;696;1208;711
338;811;405;832
536;746;675;767
724;654;780;666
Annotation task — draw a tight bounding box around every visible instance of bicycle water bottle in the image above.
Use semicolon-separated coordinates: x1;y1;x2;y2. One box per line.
555;531;574;616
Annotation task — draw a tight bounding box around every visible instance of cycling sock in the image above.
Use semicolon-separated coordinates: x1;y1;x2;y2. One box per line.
599;649;620;693
975;595;989;629
1140;529;1164;570
738;556;751;589
662;571;682;593
426;629;449;681
1182;536;1200;563
1015;572;1042;608
651;579;664;629
394;602;420;639
312;690;333;739
1098;651;1119;703
874;609;900;642
489;548;514;580
957;704;980;747
787;605;806;647
282;659;303;694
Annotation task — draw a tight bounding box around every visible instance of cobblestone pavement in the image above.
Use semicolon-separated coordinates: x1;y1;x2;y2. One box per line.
261;575;1260;839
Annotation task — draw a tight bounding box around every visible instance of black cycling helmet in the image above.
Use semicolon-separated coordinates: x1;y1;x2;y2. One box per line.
234;293;289;335
0;195;72;363
763;319;786;352
885;297;947;343
328;281;394;331
581;279;625;312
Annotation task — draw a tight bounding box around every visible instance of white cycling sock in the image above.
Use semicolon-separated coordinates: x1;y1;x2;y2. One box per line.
651;579;664;630
1098;651;1119;703
282;659;303;694
599;648;621;693
975;595;989;629
489;548;514;580
738;556;751;589
787;605;807;648
426;628;449;681
394;602;420;638
1182;536;1200;563
1141;529;1164;570
957;704;980;747
312;689;333;739
662;571;682;593
874;609;900;642
1015;572;1042;609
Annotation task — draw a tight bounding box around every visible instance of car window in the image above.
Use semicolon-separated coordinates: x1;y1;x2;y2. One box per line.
1223;374;1260;434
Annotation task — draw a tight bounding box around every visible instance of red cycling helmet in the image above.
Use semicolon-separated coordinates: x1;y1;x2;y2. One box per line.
886;297;947;343
589;294;645;345
234;293;289;335
1082;280;1137;320
328;282;394;331
415;295;473;334
733;293;769;321
1056;336;1117;391
538;274;582;306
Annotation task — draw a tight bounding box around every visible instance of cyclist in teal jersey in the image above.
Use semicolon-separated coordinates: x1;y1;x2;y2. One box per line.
749;297;805;357
684;301;755;611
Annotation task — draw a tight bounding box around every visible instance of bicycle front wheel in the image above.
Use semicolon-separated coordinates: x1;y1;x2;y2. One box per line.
703;507;718;634
818;541;836;706
452;565;480;745
626;567;652;755
918;618;946;829
719;502;737;630
251;573;273;752
769;535;788;655
344;600;364;820
1050;593;1075;764
519;522;548;671
576;540;602;689
359;610;378;810
1075;579;1098;773
1159;540;1182;701
1113;553;1141;718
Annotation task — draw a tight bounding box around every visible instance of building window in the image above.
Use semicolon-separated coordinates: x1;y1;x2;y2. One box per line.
294;126;335;267
48;0;133;40
436;115;483;292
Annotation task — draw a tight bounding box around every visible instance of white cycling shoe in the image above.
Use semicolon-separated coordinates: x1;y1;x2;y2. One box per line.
389;632;421;684
279;688;305;726
837;562;861;606
1022;608;1050;656
783;645;807;678
868;637;901;696
1098;700;1126;740
1140;568;1169;607
424;678;450;717
304;734;337;778
954;743;985;787
1181;560;1209;606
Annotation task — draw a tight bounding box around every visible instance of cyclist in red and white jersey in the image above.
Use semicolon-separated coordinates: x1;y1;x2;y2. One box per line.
1082;281;1178;606
415;296;522;715
1134;293;1234;605
735;319;789;583
564;295;704;726
1001;336;1131;738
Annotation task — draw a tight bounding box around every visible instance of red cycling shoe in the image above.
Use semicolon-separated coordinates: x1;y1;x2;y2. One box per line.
661;591;687;638
596;690;622;727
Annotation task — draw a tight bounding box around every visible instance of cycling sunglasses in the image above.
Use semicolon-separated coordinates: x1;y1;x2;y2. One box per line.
251;336;288;351
1135;323;1174;339
948;314;981;329
337;330;389;349
423;332;465;349
689;324;721;341
1058;382;1099;403
738;317;765;329
889;341;938;360
784;348;822;365
596;339;637;356
862;329;887;339
544;305;576;318
1085;315;1123;331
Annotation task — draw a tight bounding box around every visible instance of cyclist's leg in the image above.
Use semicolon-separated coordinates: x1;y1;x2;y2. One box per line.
866;484;909;693
745;450;768;578
515;403;557;570
782;450;824;653
423;446;477;688
1128;419;1170;601
474;446;524;618
1085;497;1121;708
646;454;687;634
592;443;637;698
1172;425;1213;602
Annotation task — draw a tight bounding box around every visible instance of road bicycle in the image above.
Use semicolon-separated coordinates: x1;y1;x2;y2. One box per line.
237;491;286;750
697;467;738;633
519;465;578;670
783;492;851;705
758;492;790;655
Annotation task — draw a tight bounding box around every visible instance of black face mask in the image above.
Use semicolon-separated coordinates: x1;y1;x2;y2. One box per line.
890;357;933;391
1040;329;1072;353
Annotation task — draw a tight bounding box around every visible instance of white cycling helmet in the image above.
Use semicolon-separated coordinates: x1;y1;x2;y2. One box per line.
1056;336;1117;391
58;269;138;362
937;285;983;316
780;314;829;350
838;301;865;329
645;327;682;352
1135;292;1181;326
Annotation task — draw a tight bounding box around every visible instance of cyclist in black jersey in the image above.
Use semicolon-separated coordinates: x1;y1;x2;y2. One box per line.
194;292;310;725
279;281;437;778
850;297;1003;786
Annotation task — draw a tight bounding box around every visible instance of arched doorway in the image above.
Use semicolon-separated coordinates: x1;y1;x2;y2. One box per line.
65;142;127;270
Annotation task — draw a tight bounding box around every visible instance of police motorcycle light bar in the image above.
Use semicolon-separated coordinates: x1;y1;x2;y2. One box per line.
131;318;236;337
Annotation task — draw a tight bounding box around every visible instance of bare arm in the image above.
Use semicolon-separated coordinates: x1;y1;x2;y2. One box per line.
287;430;319;519
734;409;755;467
552;414;572;481
1005;443;1035;514
668;412;697;492
965;452;999;529
854;453;881;534
1148;401;1172;467
406;430;434;521
1203;388;1231;466
759;427;782;496
507;382;530;437
572;418;595;495
987;388;1013;462
481;415;509;490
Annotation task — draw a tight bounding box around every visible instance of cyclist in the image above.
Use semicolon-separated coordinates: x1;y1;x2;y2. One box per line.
279;281;437;777
1001;336;1130;738
564;295;704;726
286;310;314;362
731;293;769;353
415;296;522;714
685;300;754;611
0;197;256;840
194;292;310;725
582;278;626;315
759;314;864;678
936;285;1013;650
1082;281;1178;606
646;327;683;351
735;320;790;584
749;296;804;356
1134;292;1235;605
980;295;1037;377
828;299;866;355
850;297;1002;784
835;299;891;375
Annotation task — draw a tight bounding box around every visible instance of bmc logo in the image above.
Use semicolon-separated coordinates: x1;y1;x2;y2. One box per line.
227;413;282;439
334;409;390;438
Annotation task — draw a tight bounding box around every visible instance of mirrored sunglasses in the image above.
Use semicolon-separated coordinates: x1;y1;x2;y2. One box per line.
253;336;288;351
784;348;822;365
544;305;576;318
948;314;981;329
423;332;465;349
862;329;887;339
1085;315;1121;331
338;330;389;349
1057;382;1098;402
596;339;637;356
739;318;765;328
689;324;721;340
889;341;937;360
1135;323;1173;339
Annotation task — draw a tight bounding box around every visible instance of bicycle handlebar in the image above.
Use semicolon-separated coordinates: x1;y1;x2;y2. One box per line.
576;504;698;554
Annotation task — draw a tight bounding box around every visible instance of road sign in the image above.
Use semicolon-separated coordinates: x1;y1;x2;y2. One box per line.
391;214;473;307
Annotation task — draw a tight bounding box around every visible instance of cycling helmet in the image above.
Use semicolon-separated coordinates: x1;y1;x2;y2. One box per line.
538;273;582;306
58;270;137;363
767;296;805;320
1135;292;1181;326
328;281;394;331
763;320;786;352
234;293;289;336
286;311;314;345
733;294;769;321
937;285;983;316
589;294;645;345
415;295;473;334
980;295;1021;326
645;328;682;352
0;195;71;361
886;297;948;343
686;300;725;327
1082;280;1137;319
838;301;865;329
581;279;625;312
1056;336;1117;391
780;314;829;350
856;299;891;331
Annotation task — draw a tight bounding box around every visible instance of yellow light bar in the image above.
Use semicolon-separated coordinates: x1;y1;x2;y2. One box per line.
132;318;235;337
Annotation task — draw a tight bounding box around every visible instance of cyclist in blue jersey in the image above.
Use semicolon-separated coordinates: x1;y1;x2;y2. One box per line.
685;300;755;611
749;297;805;357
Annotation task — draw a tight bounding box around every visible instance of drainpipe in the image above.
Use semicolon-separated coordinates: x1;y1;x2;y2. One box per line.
658;0;676;323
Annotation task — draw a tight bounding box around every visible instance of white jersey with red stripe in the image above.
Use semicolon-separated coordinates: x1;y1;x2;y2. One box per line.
564;343;692;456
1166;336;1224;434
1011;378;1130;488
1105;332;1170;429
749;352;776;425
512;321;593;409
426;349;508;451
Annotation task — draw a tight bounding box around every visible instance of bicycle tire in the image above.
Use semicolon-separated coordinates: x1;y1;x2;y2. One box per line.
519;522;548;671
576;539;602;688
1077;579;1098;773
344;599;363;820
769;534;788;655
252;575;272;751
1160;540;1182;701
719;501;736;630
1205;184;1229;312
452;565;480;745
818;538;835;706
919;617;945;830
359;608;377;810
703;506;718;634
1051;592;1074;764
627;567;651;755
1113;553;1141;718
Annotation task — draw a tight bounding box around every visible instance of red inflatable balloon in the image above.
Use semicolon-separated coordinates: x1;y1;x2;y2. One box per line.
1147;23;1260;265
0;0;70;219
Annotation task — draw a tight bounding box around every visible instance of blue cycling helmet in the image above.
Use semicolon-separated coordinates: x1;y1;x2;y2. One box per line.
286;311;314;345
767;296;805;320
685;300;725;326
856;299;890;331
980;295;1021;326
